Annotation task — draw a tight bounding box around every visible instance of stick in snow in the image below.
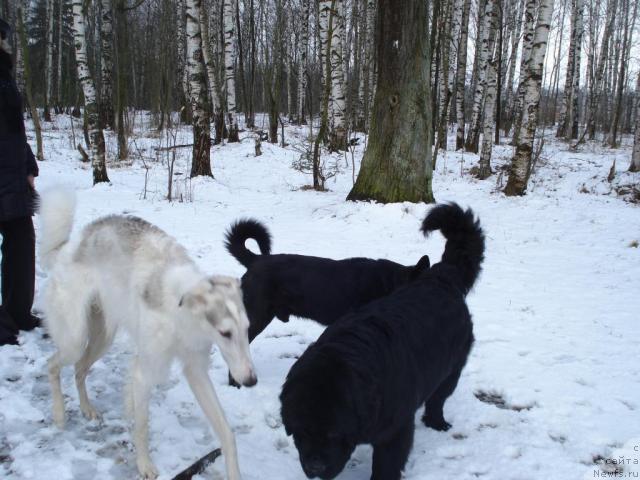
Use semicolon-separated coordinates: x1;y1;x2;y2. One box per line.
171;448;221;480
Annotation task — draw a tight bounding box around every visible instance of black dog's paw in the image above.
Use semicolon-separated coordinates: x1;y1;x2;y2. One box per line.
422;415;451;431
228;371;241;389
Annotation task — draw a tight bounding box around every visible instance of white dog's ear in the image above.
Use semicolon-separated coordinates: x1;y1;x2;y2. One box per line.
179;282;214;313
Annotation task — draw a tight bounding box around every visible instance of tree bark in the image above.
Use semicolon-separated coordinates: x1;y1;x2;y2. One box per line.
454;0;471;150
44;0;55;121
297;0;309;125
186;0;212;177
100;0;115;129
223;0;239;142
199;3;223;144
630;74;640;172
347;0;434;204
465;0;498;153
71;0;109;183
505;0;554;196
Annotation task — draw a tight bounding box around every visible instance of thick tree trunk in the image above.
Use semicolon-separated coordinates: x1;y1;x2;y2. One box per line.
223;0;239;142
71;0;109;183
347;0;434;204
185;0;212;177
176;0;190;123
509;0;537;145
505;0;554;196
100;0;115;129
454;0;471;150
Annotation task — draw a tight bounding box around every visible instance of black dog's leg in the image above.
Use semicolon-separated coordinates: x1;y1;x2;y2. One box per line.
371;421;414;480
421;367;463;431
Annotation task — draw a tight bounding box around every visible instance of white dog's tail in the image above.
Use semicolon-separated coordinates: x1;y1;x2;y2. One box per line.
39;188;77;270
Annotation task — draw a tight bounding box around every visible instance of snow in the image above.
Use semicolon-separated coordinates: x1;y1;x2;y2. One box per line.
1;115;639;480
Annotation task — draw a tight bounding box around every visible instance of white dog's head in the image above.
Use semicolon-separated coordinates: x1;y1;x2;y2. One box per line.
179;276;257;387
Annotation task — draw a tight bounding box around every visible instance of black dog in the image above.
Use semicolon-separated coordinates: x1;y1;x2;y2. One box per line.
280;203;484;480
225;219;431;343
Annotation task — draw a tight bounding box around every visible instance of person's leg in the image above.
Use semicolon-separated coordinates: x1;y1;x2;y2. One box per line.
1;216;37;331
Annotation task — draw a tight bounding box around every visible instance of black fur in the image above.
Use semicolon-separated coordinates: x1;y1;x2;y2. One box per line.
280;203;485;480
224;219;431;343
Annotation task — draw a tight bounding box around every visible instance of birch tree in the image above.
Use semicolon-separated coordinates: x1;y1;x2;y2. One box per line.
185;0;212;177
465;0;498;153
223;0;239;142
503;0;524;135
100;0;115;129
455;0;471;150
329;0;347;150
296;0;309;125
477;48;498;179
508;0;537;143
199;2;223;144
630;74;640;172
44;0;54;121
505;0;554;196
347;0;434;203
71;0;109;183
556;0;583;139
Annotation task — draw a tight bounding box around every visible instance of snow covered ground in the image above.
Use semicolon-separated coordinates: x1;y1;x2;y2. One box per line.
1;115;639;480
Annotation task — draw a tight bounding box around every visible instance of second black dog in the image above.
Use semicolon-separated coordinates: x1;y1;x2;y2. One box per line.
280;203;485;480
225;219;431;343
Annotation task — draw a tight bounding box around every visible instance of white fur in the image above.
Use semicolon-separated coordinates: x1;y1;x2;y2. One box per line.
40;187;256;480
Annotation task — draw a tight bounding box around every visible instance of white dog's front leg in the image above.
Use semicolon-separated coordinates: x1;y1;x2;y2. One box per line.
131;359;159;480
183;361;242;480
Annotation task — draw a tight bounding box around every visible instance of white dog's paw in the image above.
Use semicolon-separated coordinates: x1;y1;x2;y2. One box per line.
136;457;159;480
80;403;103;423
52;404;66;428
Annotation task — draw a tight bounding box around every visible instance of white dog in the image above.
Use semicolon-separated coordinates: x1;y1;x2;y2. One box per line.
39;188;256;480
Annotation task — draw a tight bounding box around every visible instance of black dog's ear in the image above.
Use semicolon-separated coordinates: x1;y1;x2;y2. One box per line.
410;255;431;280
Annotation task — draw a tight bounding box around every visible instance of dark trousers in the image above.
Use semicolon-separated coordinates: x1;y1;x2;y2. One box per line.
0;216;36;337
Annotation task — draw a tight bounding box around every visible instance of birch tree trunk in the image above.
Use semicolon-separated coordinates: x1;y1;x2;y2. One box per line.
71;0;109;183
465;0;498;153
503;0;524;135
56;0;63;112
505;0;554;196
509;0;537;144
436;0;452;151
455;0;471;150
100;0;115;129
296;0;309;124
199;3;223;144
607;0;636;148
477;50;498;178
176;0;190;123
223;0;239;142
329;0;347;151
44;0;54;121
557;0;583;139
356;0;375;131
629;74;640;172
185;0;212;177
347;0;434;204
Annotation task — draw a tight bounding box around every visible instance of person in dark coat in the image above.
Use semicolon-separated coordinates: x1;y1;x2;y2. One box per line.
0;18;40;346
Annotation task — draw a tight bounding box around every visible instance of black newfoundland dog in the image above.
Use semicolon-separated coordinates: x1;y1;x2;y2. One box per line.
224;219;431;343
280;203;485;480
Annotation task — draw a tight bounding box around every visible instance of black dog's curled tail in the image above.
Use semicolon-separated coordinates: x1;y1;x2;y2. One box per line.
421;203;485;294
225;218;272;268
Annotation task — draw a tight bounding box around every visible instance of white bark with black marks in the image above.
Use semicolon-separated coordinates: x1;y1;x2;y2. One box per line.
505;0;554;196
223;0;239;142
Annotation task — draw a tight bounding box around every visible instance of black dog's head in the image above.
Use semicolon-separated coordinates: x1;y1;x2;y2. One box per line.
280;352;367;479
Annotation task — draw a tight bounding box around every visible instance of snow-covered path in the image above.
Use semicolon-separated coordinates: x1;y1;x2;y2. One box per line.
1;119;639;479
